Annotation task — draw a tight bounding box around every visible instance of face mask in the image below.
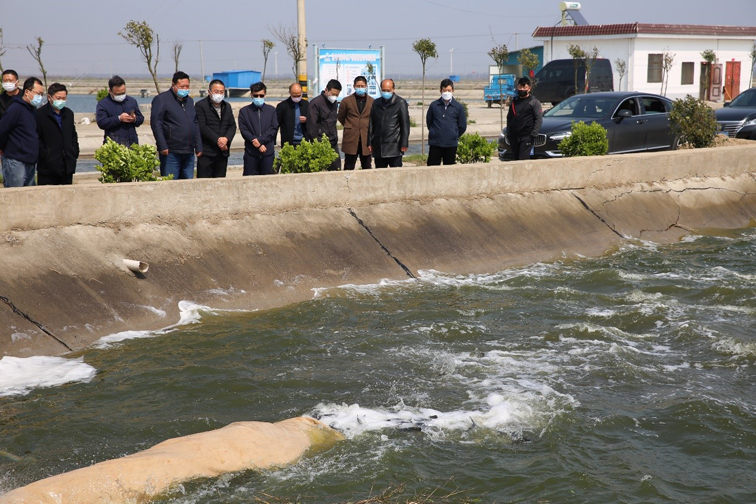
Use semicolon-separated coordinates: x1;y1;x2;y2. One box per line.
2;82;17;92
112;93;127;103
253;97;265;107
354;87;367;96
517;89;529;98
29;93;43;107
327;94;338;104
176;88;190;98
51;99;66;110
210;93;224;104
291;96;302;103
381;91;393;100
441;92;453;101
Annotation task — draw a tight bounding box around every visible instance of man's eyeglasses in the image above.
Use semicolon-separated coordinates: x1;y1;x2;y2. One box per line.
252;94;265;98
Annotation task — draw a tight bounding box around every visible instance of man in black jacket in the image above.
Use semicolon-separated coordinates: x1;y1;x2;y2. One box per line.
150;71;203;179
238;81;278;175
368;79;410;168
506;76;543;161
0;70;22;121
35;82;79;185
276;83;309;148
307;79;342;170
195;79;236;178
0;77;44;187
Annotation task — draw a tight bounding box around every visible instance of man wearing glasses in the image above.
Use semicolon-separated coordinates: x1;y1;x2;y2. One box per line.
0;77;45;187
307;79;342;170
238;81;278;175
95;75;144;147
195;79;236;178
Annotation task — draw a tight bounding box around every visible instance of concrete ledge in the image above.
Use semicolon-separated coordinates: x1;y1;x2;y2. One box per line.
1;146;755;357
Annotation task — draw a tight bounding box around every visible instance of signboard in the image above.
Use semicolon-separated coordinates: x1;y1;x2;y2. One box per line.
315;48;384;101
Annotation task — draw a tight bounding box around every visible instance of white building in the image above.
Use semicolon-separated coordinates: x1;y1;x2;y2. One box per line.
533;23;756;101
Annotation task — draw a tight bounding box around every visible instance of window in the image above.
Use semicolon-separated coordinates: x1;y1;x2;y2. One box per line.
614;98;639;117
681;62;694;85
642;97;668;114
647;54;663;83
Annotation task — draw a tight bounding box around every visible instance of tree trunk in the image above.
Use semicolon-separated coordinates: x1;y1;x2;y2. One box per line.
421;67;426;156
498;77;503;132
150;69;160;94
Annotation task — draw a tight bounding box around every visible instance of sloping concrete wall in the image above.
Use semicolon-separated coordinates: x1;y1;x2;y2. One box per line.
1;146;755;357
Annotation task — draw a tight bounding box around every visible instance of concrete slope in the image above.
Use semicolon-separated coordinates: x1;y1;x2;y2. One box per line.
1;146;755;357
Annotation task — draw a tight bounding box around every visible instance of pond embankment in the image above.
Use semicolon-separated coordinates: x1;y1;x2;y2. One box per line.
1;146;755;357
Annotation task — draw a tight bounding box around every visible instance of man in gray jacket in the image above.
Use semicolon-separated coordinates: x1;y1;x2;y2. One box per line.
368;79;410;168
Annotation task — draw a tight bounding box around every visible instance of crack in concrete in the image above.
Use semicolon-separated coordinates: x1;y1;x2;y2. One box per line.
0;295;72;351
571;193;625;238
347;208;417;280
602;186;748;206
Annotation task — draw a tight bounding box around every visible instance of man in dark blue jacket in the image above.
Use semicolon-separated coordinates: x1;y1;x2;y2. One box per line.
426;78;467;166
150;71;202;179
238;82;278;175
0;77;44;187
36;82;79;185
96;75;144;146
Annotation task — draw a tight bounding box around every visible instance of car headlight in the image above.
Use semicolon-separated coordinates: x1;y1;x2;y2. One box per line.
743;118;756;127
499;129;509;145
550;131;572;142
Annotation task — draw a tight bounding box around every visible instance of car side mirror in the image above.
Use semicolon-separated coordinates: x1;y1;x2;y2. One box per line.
615;109;632;121
723;102;730;107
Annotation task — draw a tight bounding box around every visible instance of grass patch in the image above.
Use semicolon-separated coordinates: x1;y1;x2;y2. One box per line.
403;153;428;165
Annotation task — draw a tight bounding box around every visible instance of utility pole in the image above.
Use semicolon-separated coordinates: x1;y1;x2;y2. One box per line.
449;48;454;75
274;51;278;78
199;40;205;86
297;0;308;97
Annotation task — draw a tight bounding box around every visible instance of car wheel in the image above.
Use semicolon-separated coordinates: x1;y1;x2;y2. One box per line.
487;100;492;108
671;136;680;150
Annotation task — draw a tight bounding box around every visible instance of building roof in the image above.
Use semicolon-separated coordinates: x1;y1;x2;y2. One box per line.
532;23;756;39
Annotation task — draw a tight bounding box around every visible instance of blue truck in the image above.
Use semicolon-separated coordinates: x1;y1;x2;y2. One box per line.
484;74;516;108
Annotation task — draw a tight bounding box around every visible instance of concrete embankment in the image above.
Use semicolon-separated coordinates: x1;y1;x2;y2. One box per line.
1;146;755;357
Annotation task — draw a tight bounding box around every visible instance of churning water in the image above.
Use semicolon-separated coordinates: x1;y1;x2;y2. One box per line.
1;230;755;503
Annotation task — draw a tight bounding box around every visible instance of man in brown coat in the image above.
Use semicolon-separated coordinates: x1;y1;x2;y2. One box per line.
337;76;374;170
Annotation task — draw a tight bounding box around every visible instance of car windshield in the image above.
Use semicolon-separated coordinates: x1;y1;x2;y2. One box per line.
728;90;756;108
544;95;619;119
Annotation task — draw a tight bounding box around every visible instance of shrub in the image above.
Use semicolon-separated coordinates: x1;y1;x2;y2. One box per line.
558;121;609;157
456;133;496;164
95;88;109;101
95;138;165;183
669;95;716;148
274;134;339;174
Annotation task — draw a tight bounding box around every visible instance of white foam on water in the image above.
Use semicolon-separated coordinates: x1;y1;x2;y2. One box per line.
712;337;756;359
0;356;97;397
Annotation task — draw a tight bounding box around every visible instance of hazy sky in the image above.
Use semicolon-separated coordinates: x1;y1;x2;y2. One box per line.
1;0;755;83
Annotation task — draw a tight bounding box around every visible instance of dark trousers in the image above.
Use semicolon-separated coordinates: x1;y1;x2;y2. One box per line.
374;156;403;168
38;170;73;186
197;155;229;178
427;146;457;166
243;154;275;175
510;136;533;160
328;143;342;171
344;143;372;170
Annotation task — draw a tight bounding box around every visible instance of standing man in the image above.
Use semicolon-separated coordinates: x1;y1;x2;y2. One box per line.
0;70;22;121
0;77;44;187
195;79;236;178
338;76;373;170
368;79;410;168
506;76;542;161
36;83;79;185
150;71;202;179
95;75;144;146
276;82;308;148
238;82;278;176
426;78;467;166
307;79;342;170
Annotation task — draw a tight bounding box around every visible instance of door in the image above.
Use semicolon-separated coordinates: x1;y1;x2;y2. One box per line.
609;98;646;153
710;64;723;102
700;62;710;100
640;96;674;150
724;61;741;101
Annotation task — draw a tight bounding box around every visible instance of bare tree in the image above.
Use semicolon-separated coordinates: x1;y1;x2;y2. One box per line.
413;38;438;157
749;44;756;88
615;58;627;91
119;20;161;94
270;24;305;80
488;43;509;131
0;28;6;74
583;46;599;93
172;41;183;74
26;36;47;88
261;39;275;82
661;50;675;96
567;44;586;95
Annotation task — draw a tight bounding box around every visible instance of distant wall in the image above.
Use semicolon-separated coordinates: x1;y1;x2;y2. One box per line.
1;146;755;357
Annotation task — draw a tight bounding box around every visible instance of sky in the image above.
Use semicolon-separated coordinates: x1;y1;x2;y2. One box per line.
1;0;755;83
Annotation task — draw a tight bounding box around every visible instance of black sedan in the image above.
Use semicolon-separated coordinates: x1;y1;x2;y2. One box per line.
498;91;678;160
716;87;756;140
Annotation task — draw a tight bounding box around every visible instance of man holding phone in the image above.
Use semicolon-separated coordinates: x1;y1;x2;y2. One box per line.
96;75;144;146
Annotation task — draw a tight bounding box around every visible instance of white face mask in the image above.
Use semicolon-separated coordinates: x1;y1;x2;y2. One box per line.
2;82;17;92
327;94;338;104
291;96;302;103
112;93;127;103
441;91;453;101
210;93;224;104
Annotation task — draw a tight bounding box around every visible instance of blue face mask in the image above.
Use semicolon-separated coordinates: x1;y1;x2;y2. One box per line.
381;91;393;100
52;99;66;110
30;93;44;107
176;88;190;98
354;87;367;96
253;97;265;107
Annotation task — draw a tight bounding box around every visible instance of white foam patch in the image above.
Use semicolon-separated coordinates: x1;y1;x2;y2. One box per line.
0;356;96;397
712;338;756;359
